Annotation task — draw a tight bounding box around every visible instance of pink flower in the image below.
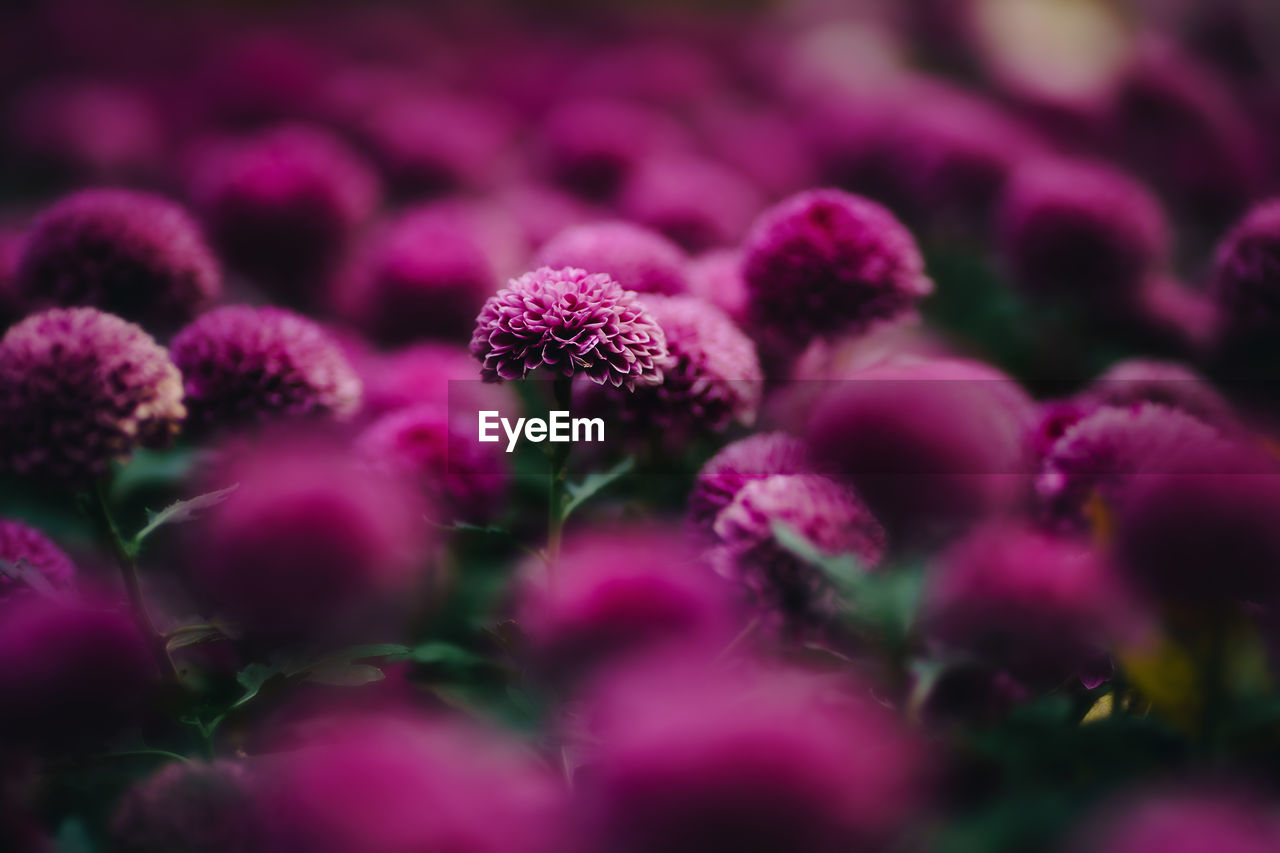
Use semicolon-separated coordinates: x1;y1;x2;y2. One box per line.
688;432;815;532
535;221;690;296
111;761;258;853
0;519;75;601
618;155;764;252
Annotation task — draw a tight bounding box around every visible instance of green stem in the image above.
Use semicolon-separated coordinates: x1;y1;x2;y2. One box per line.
89;480;181;686
546;376;573;568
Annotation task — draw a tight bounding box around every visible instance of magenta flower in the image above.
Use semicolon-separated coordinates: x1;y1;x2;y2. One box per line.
710;474;887;631
356;404;509;524
15;188;220;329
360;341;517;421
925;521;1137;685
535;221;690;296
686;248;749;326
255;714;565;853
332;202;515;344
1210;198;1280;337
189;124;380;305
1083;359;1233;426
0;308;185;483
516;525;736;684
741;189;933;347
579;295;762;439
998;157;1168;310
618;155;764;252
688;432;815;532
111;761;258;853
0;519;75;601
170;305;361;432
470;266;669;389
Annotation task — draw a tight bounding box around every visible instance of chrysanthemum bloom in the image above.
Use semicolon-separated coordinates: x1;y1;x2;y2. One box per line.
1210;199;1280;338
535;222;690;296
191;439;432;636
332;203;515;344
1115;442;1280;606
516;526;736;685
470;266;669;389
170;305;361;433
538;97;692;200
1070;787;1280;853
356;94;513;198
1083;359;1233;426
1037;403;1225;532
577;662;929;853
688;432;815;532
580;295;762;439
0;308;185;483
15;189;220;329
686;249;750;326
255;714;565;853
360;342;516;420
0;598;157;750
807;359;1034;546
618;156;764;252
997;157;1169;312
189;125;380;306
740;189;933;352
924;521;1136;685
710;474;886;632
356;404;508;524
111;761;259;853
0;519;75;601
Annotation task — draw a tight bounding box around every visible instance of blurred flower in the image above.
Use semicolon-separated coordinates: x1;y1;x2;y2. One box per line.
356;404;508;524
741;188;932;354
331;202;516;344
688;432;815;532
535;221;690;296
111;761;258;853
170;305;361;433
924;521;1136;684
710;474;886;632
254;714;565;853
191;439;432;637
998;157;1169;312
470;266;669;389
494;182;598;250
14;188;221;329
577;661;929;853
1071;787;1280;853
686;248;749;326
806;358;1034;546
0;598;157;750
579;295;762;440
1083;359;1233;426
188;124;380;306
359;341;515;420
0;307;185;484
0;519;75;601
516;525;735;685
618;155;764;252
1210;198;1280;338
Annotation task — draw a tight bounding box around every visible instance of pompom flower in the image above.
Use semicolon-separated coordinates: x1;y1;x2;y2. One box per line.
332;203;516;344
170;305;361;432
998;157;1169;310
618;155;764;252
189;124;380;306
688;432;815;532
579;295;762;438
254;714;565;853
806;359;1034;546
577;662;929;853
356;404;508;524
924;522;1136;685
470;266;669;389
710;474;887;632
0;519;75;601
0;598;158;750
535;221;689;296
15;188;220;329
191;439;432;636
111;761;258;853
516;525;736;685
0;308;185;483
740;188;933;347
1210;198;1280;337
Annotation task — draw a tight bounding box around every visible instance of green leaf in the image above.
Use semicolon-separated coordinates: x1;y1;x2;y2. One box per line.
411;641;488;669
133;484;239;549
232;662;279;710
165;625;226;653
562;457;634;522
